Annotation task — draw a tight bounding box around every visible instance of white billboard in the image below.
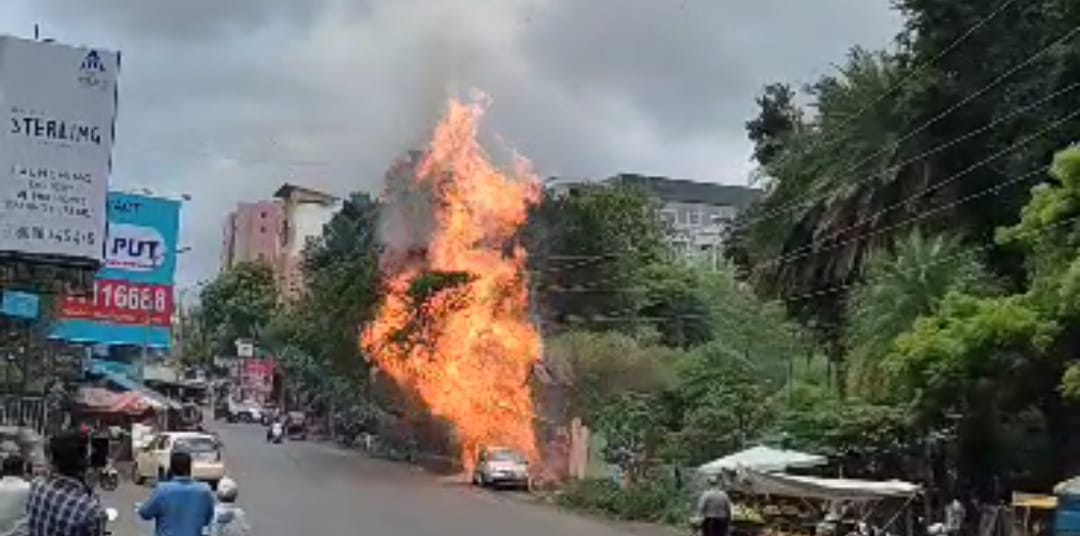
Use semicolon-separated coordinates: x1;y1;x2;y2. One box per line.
0;36;119;264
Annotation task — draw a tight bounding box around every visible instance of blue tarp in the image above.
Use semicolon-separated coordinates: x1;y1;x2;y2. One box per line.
87;361;181;410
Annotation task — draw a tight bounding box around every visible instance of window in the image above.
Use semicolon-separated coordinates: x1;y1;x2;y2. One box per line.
260;226;267;233
688;209;701;226
659;210;676;226
174;436;219;453
260;211;267;219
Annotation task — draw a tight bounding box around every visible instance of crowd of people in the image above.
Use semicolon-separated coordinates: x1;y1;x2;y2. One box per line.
0;429;249;536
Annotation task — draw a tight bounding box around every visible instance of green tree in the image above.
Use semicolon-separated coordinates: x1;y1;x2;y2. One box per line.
879;147;1080;494
738;1;1080;353
745;83;802;167
845;231;995;398
263;192;381;404
544;331;677;424
199;262;279;357
529;184;670;335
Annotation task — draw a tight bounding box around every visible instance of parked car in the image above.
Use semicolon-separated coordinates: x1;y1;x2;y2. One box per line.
226;400;262;423
471;446;530;490
132;432;225;489
285;411;307;440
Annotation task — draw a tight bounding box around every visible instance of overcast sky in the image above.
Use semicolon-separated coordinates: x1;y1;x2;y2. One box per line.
0;0;902;288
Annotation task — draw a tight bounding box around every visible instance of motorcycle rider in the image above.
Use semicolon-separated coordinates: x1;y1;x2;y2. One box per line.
26;430;106;536
266;418;284;442
208;477;250;536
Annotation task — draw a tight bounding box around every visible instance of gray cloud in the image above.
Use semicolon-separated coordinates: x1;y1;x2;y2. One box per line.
0;0;900;286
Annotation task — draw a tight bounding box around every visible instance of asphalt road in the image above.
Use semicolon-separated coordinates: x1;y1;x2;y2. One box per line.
102;422;679;536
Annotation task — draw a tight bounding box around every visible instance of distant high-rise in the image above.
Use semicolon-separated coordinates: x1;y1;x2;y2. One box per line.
220;200;284;270
547;174;762;264
220;184;340;300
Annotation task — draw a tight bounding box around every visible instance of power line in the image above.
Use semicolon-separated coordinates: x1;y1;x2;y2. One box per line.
538;105;1075;294
736;22;1080;234
751;104;1080;272
568;210;1080;322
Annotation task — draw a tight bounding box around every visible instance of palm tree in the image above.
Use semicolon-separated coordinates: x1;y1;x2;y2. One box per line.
844;230;995;399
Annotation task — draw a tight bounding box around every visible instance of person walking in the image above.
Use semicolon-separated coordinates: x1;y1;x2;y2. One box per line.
696;474;733;536
137;451;215;536
26;430;106;536
0;454;30;536
208;477;250;536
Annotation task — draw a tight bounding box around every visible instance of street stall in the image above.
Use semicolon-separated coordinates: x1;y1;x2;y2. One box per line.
1012;492;1055;536
74;387;166;462
697;446;831;536
723;469;922;536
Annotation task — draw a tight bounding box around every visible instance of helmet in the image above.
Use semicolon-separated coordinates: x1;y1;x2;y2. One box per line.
216;477;239;502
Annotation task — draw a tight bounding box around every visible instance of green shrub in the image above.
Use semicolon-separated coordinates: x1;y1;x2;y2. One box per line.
555;477;689;524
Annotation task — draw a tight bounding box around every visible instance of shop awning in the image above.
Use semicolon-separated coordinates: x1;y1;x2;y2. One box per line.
76;387;160;415
699;445;828;475
732;469;921;501
88;362;182;411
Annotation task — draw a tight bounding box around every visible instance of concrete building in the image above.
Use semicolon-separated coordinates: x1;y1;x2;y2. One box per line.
220;200;284;270
548;174;761;263
273;184;340;301
219;184;340;300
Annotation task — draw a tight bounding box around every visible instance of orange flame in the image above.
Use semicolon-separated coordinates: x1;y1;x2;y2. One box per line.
361;97;542;473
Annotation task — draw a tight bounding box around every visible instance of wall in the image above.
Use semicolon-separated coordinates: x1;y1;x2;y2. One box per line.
221;200;283;270
278;197;337;300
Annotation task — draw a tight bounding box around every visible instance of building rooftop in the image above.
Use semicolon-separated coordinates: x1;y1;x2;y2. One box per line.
606;174;761;210
273;183;339;204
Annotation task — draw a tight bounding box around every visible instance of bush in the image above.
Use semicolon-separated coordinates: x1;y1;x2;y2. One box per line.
555;477;689;524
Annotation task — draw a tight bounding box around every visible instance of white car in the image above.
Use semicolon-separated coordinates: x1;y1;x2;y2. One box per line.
226;400;262;423
472;447;531;490
133;432;225;488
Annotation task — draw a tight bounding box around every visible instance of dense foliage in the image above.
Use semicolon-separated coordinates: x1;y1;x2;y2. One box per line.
186;0;1080;512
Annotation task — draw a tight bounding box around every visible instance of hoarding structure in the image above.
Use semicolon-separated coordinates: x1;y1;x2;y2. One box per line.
0;36;119;272
52;192;180;348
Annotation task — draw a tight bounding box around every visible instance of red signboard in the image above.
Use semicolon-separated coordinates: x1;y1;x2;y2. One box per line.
59;279;173;327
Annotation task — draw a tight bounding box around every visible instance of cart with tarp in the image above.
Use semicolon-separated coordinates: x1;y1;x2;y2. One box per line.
697;446;830;536
724;469;922;536
1012;492;1055;536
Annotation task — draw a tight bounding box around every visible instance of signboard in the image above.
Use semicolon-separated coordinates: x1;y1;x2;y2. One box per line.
235;340;254;358
1;290;39;319
0;36;119;263
52;192;180;348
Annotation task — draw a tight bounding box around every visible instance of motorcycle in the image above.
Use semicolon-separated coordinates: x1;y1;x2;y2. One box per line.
98;462;119;491
266;422;284;444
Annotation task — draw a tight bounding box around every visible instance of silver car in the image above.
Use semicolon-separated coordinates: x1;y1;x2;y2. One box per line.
472;447;530;490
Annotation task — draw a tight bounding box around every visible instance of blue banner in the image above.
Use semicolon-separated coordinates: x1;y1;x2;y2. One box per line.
1;290;39;320
51;192;181;348
99;193;181;285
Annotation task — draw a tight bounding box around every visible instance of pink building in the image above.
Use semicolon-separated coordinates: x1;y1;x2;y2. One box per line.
220;185;339;301
220;200;284;271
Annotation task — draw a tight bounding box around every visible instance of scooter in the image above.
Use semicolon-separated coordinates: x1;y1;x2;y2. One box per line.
99;462;119;491
266;422;284;444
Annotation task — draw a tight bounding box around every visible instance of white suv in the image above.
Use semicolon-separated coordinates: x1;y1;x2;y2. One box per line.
133;432;225;489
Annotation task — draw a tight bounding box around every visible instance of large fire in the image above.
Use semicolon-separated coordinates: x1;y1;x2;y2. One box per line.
361;97;542;473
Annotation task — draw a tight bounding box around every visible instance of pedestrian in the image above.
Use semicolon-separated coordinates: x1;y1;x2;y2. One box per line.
944;496;966;536
137;451;215;536
26;430;106;536
208;477;250;536
0;454;30;536
696;474;732;536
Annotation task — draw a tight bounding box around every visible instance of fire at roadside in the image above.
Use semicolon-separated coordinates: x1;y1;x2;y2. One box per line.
360;96;560;480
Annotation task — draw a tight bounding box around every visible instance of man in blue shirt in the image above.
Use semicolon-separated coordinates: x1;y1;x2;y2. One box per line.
138;451;214;536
